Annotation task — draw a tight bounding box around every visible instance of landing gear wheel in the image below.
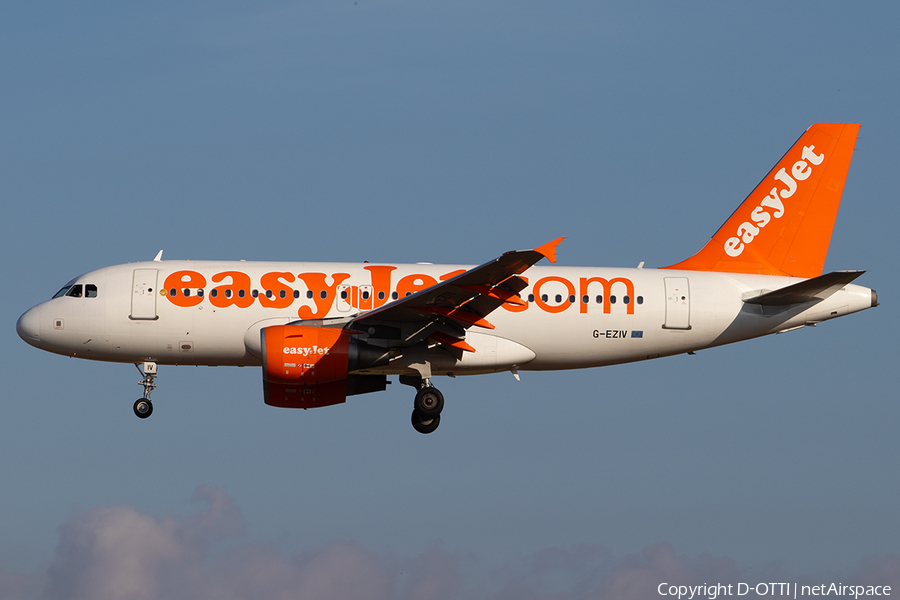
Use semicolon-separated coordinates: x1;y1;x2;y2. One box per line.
414;387;444;419
134;362;158;419
411;409;440;434
133;399;153;419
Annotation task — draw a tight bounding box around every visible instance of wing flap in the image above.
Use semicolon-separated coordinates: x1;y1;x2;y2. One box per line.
428;331;476;353
412;306;496;329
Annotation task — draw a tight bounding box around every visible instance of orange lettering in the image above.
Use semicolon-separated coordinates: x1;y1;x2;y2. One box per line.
396;273;437;298
209;271;254;308
296;273;351;319
163;271;206;308
259;272;296;309
364;266;397;308
440;269;466;281
533;276;576;314
579;277;635;314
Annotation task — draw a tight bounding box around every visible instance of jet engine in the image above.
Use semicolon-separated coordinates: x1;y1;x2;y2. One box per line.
260;324;390;409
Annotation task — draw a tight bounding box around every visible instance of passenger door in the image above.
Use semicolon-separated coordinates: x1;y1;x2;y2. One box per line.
131;269;158;320
663;277;691;330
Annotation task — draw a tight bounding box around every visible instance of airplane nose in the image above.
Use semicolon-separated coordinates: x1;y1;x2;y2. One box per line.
16;306;41;348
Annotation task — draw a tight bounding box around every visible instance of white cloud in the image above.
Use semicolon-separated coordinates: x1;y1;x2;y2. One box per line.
43;505;190;600
591;543;745;600
35;487;402;600
853;555;900;590
0;488;896;600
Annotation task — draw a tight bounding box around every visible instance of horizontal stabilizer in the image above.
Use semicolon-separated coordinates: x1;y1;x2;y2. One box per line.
742;270;865;306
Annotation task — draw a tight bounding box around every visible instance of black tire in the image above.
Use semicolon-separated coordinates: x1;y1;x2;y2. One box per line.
133;399;153;419
411;409;440;434
414;387;444;418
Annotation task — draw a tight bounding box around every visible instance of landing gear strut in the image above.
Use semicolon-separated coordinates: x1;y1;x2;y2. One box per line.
133;362;157;419
403;376;444;434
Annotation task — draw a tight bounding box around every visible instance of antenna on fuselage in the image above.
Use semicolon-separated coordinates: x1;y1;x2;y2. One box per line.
153;250;163;262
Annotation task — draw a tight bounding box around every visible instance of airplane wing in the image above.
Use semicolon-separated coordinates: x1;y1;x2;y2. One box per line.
347;237;564;351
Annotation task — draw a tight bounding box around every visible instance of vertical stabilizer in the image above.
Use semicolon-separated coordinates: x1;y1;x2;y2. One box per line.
663;123;859;278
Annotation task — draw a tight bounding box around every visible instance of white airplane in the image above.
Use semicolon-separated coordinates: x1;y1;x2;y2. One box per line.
17;123;876;433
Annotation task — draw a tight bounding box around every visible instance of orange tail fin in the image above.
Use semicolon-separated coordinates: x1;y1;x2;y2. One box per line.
663;123;859;278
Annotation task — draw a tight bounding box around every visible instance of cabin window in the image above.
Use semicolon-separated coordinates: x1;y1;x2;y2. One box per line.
362;290;370;300
183;289;191;297
378;291;385;300
293;290;300;298
392;291;398;300
528;294;535;302
224;289;232;298
320;290;327;299
85;284;98;298
340;290;348;300
568;295;575;303
624;296;631;305
198;289;204;297
610;296;616;304
238;289;245;298
307;290;313;299
279;290;286;299
168;288;176;297
265;290;273;298
541;294;548;302
582;295;589;304
554;294;562;303
596;295;603;304
211;289;218;298
637;296;643;304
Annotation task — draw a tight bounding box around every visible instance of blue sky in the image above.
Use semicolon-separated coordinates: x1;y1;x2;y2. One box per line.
2;2;898;598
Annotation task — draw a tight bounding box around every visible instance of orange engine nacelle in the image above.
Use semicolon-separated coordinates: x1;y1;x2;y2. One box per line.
260;325;389;409
263;325;351;386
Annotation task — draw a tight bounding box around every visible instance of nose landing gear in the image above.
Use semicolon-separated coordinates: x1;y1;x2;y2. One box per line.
133;362;157;419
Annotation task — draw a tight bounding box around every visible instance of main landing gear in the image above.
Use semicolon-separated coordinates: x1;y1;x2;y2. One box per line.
133;362;157;419
405;377;445;434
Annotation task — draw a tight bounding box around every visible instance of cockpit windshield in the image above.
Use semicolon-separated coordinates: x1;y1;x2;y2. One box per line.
51;282;98;299
52;278;78;298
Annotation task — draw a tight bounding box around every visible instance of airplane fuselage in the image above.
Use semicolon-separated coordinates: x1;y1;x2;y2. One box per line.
17;260;876;375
